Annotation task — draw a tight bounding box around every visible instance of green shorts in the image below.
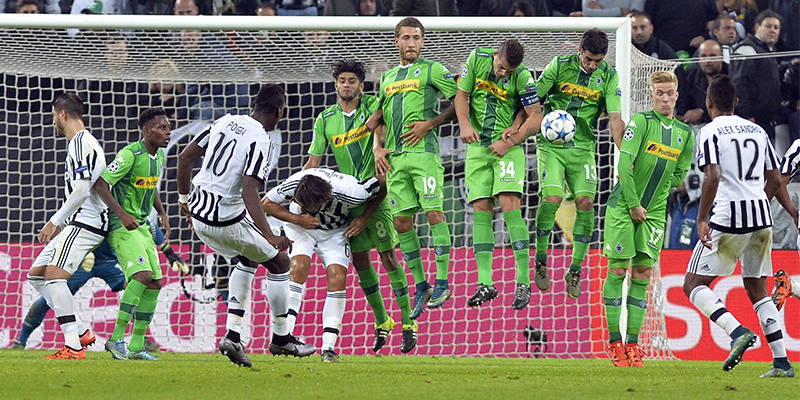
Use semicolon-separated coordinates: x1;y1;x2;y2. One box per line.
386;152;445;217
108;225;162;282
537;146;597;200
349;197;399;254
465;145;526;204
603;206;665;266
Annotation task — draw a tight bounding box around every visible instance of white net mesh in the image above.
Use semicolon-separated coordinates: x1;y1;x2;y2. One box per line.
0;15;675;359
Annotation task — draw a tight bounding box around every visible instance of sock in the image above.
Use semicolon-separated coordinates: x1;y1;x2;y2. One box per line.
111;279;147;341
18;296;50;346
626;277;649;344
75;315;87;339
47;279;81;350
357;267;387;326
472;210;494;285
28;274;53;308
603;271;625;343
286;281;304;334
129;288;159;352
430;221;451;281
503;209;530;286
267;271;290;338
570;209;594;274
754;297;789;368
689;285;742;335
226;263;256;343
399;230;427;285
321;290;346;351
535;200;559;258
387;268;412;325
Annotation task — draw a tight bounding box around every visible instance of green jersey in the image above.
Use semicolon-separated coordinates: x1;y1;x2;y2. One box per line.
458;48;539;147
309;95;379;181
607;111;694;219
102;141;165;231
378;57;458;155
535;54;622;151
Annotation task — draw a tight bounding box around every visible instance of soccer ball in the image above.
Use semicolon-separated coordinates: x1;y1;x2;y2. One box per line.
541;110;576;145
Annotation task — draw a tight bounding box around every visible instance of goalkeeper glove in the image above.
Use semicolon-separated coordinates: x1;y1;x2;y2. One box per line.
80;252;95;272
167;251;190;274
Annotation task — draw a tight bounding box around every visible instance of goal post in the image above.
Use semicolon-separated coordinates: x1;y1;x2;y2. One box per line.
0;14;677;359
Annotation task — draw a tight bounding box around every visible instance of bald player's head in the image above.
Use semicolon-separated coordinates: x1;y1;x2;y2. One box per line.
698;40;723;77
174;0;198;15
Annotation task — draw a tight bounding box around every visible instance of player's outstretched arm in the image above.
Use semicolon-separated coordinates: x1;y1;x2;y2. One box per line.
243;175;291;252
94;176;139;230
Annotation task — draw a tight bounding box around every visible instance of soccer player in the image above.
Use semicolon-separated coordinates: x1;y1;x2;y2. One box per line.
303;59;414;353
533;28;625;299
602;71;694;367
177;84;315;368
262;168;388;361
683;75;793;378
366;17;458;319
26;92;109;360
94;107;171;361
455;39;543;309
769;138;800;311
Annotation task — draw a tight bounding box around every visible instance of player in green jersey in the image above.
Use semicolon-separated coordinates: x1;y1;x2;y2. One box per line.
94;108;171;361
602;71;693;367
454;39;544;310
533;28;626;299
366;17;458;320
303;59;416;353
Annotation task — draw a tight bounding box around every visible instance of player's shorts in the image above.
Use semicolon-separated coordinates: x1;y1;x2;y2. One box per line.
108;225;161;282
465;145;526;204
386;152;445;217
31;224;105;276
603;206;665;266
284;223;350;268
349;198;399;254
192;213;280;264
686;227;772;278
537;145;597;200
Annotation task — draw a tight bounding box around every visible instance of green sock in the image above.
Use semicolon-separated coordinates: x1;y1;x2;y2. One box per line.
603;271;625;343
357;267;388;326
570;209;594;273
626;277;650;344
129;288;159;352
473;210;494;285
111;279;147;341
387;268;412;325
430;221;451;281
535;200;559;258
503;209;530;286
399;230;426;285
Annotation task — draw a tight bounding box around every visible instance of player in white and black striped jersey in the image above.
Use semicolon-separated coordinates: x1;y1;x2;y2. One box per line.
262;168;383;362
683;75;793;377
27;92;109;359
177;84;315;367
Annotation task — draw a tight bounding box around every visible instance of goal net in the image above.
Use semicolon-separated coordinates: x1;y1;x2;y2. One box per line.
0;14;676;359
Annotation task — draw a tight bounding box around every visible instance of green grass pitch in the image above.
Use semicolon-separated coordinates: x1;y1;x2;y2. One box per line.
2;350;795;399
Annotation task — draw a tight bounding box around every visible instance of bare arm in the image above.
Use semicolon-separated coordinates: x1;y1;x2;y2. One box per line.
243;175;291;252
609;112;625;150
177;141;205;197
303;154;322;170
94;176;139;230
763;168;782;203
774;174;799;226
153;191;170;239
697;164;720;249
346;176;387;238
455;89;479;144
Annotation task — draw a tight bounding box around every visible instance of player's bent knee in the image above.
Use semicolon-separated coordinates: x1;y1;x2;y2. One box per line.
425;210;446;225
544;195;563;204
326;264;348;291
264;252;290;274
351;251;372;272
147;279;163;290
470;198;494;212
393;216;413;233
575;196;594;210
379;250;399;272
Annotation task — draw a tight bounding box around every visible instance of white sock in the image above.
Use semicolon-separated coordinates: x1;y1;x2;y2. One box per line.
690;286;741;335
285;281;305;334
28;274;53;308
226;263;256;339
321;290;346;352
754;297;787;359
47;279;81;350
267;271;290;337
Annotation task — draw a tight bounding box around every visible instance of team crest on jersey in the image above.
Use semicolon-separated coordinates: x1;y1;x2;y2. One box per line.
615;243;623;254
624;128;634;141
390;197;396;208
137;254;145;265
677;134;683;146
135;176;159;189
541;170;547;180
107;161;120;173
360;114;365;122
333;125;370;147
645;141;681;161
503;77;509;87
595;77;602;87
414;68;421;77
385;79;419;96
559;82;600;101
475;78;507;100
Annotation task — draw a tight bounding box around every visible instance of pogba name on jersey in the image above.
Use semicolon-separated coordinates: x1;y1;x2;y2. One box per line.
225;120;249;135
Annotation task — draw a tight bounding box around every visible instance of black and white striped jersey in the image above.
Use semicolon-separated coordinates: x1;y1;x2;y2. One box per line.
63;130;109;232
265;168;380;230
189;114;276;225
780;138;800;178
697;115;780;233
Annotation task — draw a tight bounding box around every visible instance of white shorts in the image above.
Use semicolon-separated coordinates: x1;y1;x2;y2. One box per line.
31;224;104;275
284;223;350;269
687;227;773;278
193;215;279;263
